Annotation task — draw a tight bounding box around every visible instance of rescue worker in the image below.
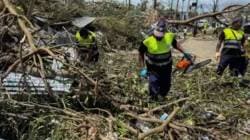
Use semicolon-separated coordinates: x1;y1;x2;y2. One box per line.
203;21;209;35
75;28;99;63
216;17;247;77
183;27;188;39
138;20;191;101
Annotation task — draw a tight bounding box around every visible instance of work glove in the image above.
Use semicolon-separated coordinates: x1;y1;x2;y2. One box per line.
183;52;192;60
215;52;220;61
139;68;148;78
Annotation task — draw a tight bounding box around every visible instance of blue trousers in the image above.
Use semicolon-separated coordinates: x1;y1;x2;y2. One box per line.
148;63;172;97
217;55;246;76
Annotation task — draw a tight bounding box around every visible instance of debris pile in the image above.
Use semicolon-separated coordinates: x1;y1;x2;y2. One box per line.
0;0;249;140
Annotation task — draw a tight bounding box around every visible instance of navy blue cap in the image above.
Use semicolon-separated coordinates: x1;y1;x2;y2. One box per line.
157;19;166;28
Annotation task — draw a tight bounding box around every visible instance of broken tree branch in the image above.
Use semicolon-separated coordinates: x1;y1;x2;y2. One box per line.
138;107;180;140
37;55;53;95
141;97;188;116
3;0;35;44
0;7;5;15
0;48;41;81
125;112;188;132
222;4;242;11
168;3;249;24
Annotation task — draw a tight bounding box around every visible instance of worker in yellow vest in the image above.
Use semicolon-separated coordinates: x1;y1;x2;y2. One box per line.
203;21;209;35
75;28;99;62
138;20;192;101
215;17;247;77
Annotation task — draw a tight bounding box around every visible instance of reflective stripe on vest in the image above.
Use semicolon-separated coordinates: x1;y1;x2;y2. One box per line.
143;32;174;66
145;53;172;66
223;28;244;49
75;31;96;48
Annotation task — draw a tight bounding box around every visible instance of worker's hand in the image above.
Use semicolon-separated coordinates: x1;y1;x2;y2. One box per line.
183;52;192;60
139;68;148;78
215;52;220;61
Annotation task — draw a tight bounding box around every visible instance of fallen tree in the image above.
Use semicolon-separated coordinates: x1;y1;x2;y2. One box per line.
0;0;249;139
168;3;250;25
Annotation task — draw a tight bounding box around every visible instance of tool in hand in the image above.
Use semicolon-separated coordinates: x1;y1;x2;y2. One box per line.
174;54;212;74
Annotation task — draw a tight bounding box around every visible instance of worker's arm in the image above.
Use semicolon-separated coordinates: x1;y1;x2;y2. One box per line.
172;39;184;53
172;39;192;59
92;38;98;49
215;32;224;60
242;35;247;49
216;34;224;52
87;38;97;61
138;42;146;68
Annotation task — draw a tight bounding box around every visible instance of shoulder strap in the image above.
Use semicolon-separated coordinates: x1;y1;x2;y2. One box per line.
230;30;238;40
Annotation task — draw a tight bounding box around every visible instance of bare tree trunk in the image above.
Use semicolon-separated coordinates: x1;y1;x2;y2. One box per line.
175;0;180;19
153;0;157;9
213;0;219;12
128;0;131;9
193;0;199;37
187;0;190;19
170;0;173;11
181;0;185;20
141;0;148;11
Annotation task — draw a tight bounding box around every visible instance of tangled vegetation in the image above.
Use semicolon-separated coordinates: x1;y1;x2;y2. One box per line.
0;0;249;140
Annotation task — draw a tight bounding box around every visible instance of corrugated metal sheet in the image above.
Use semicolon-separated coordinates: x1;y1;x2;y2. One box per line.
72;16;95;28
1;73;73;94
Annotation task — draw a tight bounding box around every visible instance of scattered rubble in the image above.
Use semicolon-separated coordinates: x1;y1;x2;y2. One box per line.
0;0;249;140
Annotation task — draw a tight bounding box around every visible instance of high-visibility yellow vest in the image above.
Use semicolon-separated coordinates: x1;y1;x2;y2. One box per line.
75;31;96;48
143;32;175;66
143;32;175;55
204;22;208;30
223;28;244;49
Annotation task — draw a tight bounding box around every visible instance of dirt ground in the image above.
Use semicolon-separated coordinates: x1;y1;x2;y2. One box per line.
180;36;217;62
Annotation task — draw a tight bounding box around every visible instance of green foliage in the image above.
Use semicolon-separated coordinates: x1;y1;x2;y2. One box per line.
116;120;129;137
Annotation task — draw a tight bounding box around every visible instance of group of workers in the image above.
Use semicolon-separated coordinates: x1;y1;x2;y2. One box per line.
75;16;249;102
